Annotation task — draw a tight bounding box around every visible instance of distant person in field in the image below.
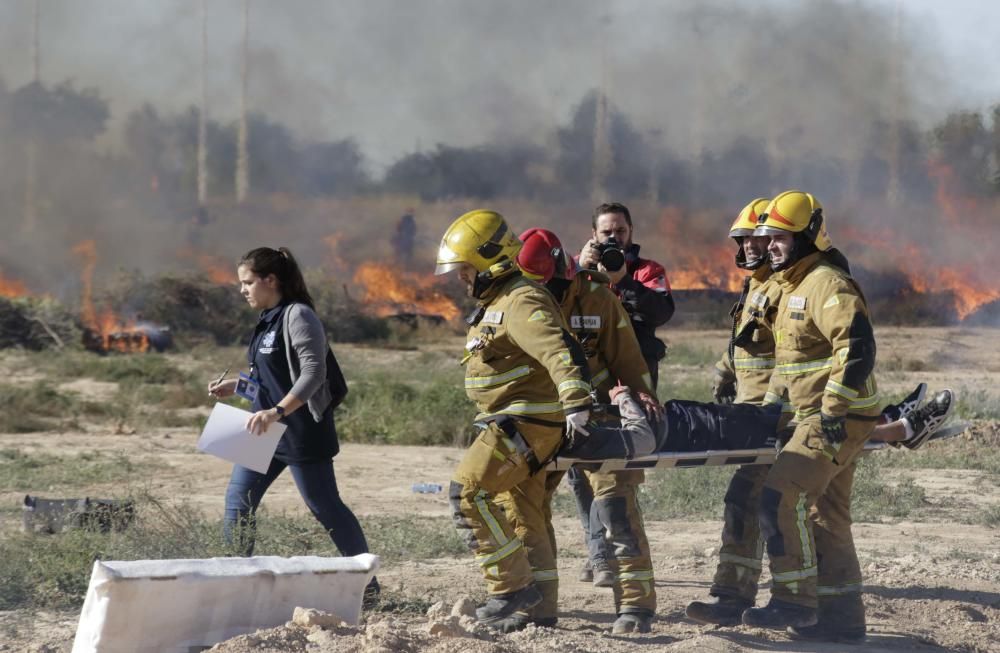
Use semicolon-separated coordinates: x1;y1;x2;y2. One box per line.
207;246;378;602
392;208;418;268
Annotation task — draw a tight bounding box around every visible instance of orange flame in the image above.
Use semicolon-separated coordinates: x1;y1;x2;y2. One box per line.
72;239;150;353
667;243;745;292
656;206;746;293
0;268;30;298
352;262;460;321
323;234;349;272
176;247;236;284
927;159;979;226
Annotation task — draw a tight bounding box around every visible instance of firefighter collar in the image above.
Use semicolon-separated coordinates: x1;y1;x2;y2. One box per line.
773;251;824;287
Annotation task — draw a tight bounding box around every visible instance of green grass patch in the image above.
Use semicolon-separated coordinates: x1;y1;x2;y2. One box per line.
0;382;76;432
365;589;436;615
655;374;714;404
981;505;1000;529
0;496;466;611
953;387;1000;420
851;455;928;522
338;374;476;446
631;454;929;523
665;343;721;367
640;467;734;520
34;350;189;385
874;435;1000;478
0;448;148;492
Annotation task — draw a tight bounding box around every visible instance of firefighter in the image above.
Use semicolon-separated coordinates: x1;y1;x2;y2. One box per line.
514;228;657;634
736;190;881;639
435;210;593;632
740;192;957;641
685;198;783;625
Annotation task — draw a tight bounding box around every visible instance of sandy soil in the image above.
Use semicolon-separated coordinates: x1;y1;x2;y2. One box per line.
2;328;999;652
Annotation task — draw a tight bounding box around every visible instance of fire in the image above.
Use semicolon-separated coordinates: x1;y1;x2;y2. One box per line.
352;262;461;321
935;268;1000;320
72;239;150;353
323;234;349;272
927;159;979;226
0;268;30;298
667;243;745;292
176;247;236;284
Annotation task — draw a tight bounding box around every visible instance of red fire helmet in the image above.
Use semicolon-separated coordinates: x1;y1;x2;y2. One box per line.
517;228;574;283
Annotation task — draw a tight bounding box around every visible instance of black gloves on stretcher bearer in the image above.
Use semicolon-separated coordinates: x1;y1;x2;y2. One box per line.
558;385;782;460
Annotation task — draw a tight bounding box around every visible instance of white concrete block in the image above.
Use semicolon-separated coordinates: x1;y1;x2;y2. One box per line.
72;553;378;653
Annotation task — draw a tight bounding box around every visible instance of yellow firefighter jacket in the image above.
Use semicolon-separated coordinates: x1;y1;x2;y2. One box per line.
715;266;781;405
463;274;593;422
558;269;654;402
765;252;879;423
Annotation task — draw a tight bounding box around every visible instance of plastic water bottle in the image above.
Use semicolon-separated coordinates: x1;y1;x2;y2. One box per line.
411;483;443;494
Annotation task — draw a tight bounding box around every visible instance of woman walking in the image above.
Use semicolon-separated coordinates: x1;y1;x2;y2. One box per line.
208;247;377;596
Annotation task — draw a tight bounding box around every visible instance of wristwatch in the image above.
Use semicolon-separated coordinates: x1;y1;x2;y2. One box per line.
274;406;286;418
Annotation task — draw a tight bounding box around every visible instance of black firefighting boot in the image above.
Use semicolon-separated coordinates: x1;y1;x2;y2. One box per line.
475;584;543;625
612;609;654;634
787;593;867;644
491;612;558;633
902;389;954;450
741;599;817;630
685;595;753;626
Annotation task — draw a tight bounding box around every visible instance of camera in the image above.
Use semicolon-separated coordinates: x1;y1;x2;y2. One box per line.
594;236;626;272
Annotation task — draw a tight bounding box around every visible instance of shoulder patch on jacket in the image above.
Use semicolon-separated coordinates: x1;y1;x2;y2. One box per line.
788;295;807;310
823;296;840;309
528;310;548;322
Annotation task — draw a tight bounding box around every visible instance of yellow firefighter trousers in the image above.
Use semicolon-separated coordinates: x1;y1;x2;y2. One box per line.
586;469;656;615
451;419;563;603
710;463;769;601
495;469;562;620
758;416;873;611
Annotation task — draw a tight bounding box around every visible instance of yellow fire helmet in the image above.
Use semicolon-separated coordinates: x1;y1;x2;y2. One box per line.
754;189;832;251
729;197;771;238
435;209;523;277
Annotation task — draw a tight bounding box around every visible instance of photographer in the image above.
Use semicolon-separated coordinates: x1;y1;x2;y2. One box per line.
578;202;674;387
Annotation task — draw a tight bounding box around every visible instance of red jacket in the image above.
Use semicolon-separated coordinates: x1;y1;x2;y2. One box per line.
575;244;675;370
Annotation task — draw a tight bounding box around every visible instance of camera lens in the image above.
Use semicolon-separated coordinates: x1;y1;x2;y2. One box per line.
600;247;626;272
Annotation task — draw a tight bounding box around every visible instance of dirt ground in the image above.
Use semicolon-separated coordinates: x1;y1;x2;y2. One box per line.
1;327;999;652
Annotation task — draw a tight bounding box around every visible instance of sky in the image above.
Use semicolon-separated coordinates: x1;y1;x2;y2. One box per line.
0;0;997;171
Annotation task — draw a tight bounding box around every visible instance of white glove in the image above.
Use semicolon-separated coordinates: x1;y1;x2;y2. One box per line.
565;410;591;437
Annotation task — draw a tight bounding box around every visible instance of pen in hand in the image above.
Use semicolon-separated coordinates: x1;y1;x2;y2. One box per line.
209;367;231;396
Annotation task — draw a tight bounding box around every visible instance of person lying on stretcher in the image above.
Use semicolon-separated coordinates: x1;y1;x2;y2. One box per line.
559;384;955;460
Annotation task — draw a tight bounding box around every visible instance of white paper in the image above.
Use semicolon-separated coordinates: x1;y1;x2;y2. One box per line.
197;403;286;473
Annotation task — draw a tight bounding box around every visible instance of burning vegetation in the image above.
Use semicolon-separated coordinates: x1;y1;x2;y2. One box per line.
352;262;461;322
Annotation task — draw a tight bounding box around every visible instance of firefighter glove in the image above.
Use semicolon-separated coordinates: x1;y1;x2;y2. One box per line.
565;409;591;443
713;372;737;405
820;412;847;445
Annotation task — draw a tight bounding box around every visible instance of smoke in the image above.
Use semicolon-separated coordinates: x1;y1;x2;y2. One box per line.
0;0;960;167
0;0;998;322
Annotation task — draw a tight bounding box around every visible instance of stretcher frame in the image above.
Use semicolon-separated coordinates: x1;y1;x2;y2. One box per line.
548;422;969;472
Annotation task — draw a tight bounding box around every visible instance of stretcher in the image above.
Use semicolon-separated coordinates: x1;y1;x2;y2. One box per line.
548;421;970;472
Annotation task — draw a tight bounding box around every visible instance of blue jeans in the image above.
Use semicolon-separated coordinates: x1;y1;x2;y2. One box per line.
224;458;370;557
